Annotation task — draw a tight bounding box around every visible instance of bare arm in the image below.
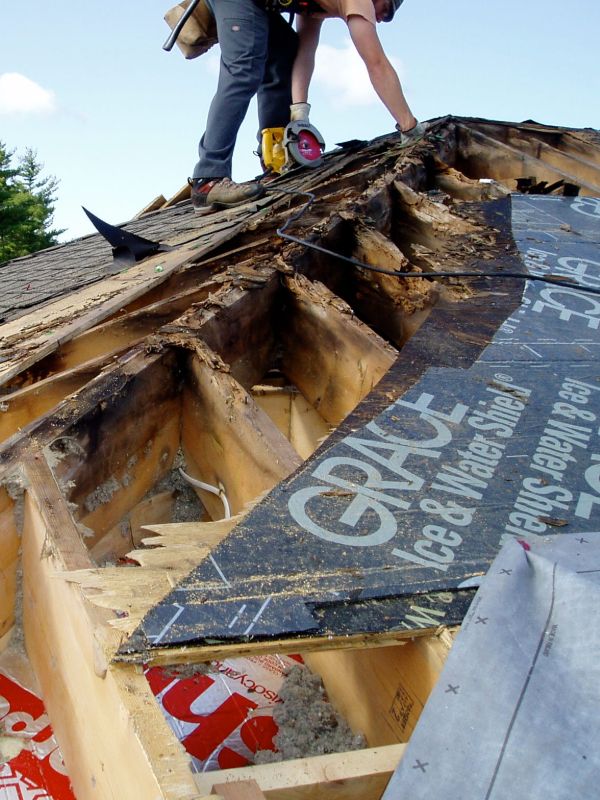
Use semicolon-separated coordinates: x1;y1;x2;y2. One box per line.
292;15;323;103
346;14;416;131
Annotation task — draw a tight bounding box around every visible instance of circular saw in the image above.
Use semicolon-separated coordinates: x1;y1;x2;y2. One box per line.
262;121;326;174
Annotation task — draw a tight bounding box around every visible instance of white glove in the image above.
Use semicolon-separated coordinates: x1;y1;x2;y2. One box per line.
290;102;311;122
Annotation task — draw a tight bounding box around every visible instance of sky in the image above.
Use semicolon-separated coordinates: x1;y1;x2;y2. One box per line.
1;0;599;242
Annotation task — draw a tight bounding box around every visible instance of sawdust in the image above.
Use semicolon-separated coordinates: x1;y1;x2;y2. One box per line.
162;662;210;679
255;665;365;764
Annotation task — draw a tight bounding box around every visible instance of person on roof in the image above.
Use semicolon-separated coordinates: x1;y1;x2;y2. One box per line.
291;0;424;144
190;0;421;214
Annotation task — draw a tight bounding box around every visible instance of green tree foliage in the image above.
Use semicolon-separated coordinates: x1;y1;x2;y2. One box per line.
0;141;64;264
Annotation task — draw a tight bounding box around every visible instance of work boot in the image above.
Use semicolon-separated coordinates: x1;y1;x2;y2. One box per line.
190;177;265;214
189;177;220;213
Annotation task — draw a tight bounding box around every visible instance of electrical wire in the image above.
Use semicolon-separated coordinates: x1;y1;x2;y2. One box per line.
268;186;600;296
179;468;231;520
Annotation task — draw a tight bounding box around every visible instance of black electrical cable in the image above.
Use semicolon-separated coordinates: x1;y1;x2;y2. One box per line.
268;186;600;296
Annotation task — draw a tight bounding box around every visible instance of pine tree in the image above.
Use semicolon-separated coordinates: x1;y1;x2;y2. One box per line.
0;142;64;264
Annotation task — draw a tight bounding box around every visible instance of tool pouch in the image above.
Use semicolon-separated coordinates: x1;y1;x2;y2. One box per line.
164;0;218;59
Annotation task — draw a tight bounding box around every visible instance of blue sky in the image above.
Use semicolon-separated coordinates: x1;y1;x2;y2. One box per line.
1;0;599;241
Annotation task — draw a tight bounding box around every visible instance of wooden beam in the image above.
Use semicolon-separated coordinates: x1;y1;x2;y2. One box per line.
280;274;398;425
179;271;280;389
21;453;199;800
18;275;226;381
45;352;182;546
0;485;19;644
195;744;406;800
0;213;262;389
164;183;191;208
303;633;453;746
212;779;267;799
252;384;331;460
181;346;302;518
350;224;439;348
136;194;167;217
0;352;118;446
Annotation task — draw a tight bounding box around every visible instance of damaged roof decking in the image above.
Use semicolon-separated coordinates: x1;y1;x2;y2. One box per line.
120;193;600;656
1;116;600;664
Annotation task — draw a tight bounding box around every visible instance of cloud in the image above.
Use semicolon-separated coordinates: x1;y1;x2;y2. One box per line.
313;43;405;108
0;73;57;115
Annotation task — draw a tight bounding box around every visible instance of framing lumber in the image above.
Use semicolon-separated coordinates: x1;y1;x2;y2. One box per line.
196;745;406;799
279;274;398;425
21;453;199;800
252;384;331;460
0;485;19;642
0;352;119;445
14;275;227;384
303;633;454;745
178;271;280;389
211;779;267;799
349;223;438;347
181;346;301;518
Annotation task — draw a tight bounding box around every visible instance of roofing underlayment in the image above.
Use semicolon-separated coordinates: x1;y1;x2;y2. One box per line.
0;116;599;799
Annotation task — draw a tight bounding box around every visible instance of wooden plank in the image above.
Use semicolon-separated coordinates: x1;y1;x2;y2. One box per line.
0;486;19;643
18;275;225;381
185;272;280;389
348;223;439;349
212;779;267;799
195;744;406;800
280;274;398;425
181;347;301;518
77;408;181;544
21;455;199;800
136;194;167;217
0;351;118;445
304;633;453;746
164;183;191;208
57;352;181;545
253;385;331;460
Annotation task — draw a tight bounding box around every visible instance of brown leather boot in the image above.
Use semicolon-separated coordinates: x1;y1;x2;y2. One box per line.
190;177;265;214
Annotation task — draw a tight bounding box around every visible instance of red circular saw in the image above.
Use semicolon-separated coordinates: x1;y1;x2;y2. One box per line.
283;121;326;169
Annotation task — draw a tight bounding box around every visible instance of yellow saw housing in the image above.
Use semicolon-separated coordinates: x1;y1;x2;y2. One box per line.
261;127;287;175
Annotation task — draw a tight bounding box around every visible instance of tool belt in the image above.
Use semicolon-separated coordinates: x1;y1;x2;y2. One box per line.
164;0;218;59
164;0;323;60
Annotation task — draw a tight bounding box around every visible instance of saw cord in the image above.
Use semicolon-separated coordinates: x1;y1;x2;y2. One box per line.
268;186;600;296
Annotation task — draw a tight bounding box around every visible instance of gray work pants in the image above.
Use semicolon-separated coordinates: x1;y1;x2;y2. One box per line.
193;0;298;180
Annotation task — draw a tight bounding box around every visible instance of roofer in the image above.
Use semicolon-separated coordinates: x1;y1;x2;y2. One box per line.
190;0;422;213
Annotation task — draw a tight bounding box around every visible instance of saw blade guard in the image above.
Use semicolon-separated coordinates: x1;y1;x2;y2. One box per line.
284;121;325;168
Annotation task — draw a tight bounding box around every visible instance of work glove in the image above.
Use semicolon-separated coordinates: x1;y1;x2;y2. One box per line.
290;102;311;122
